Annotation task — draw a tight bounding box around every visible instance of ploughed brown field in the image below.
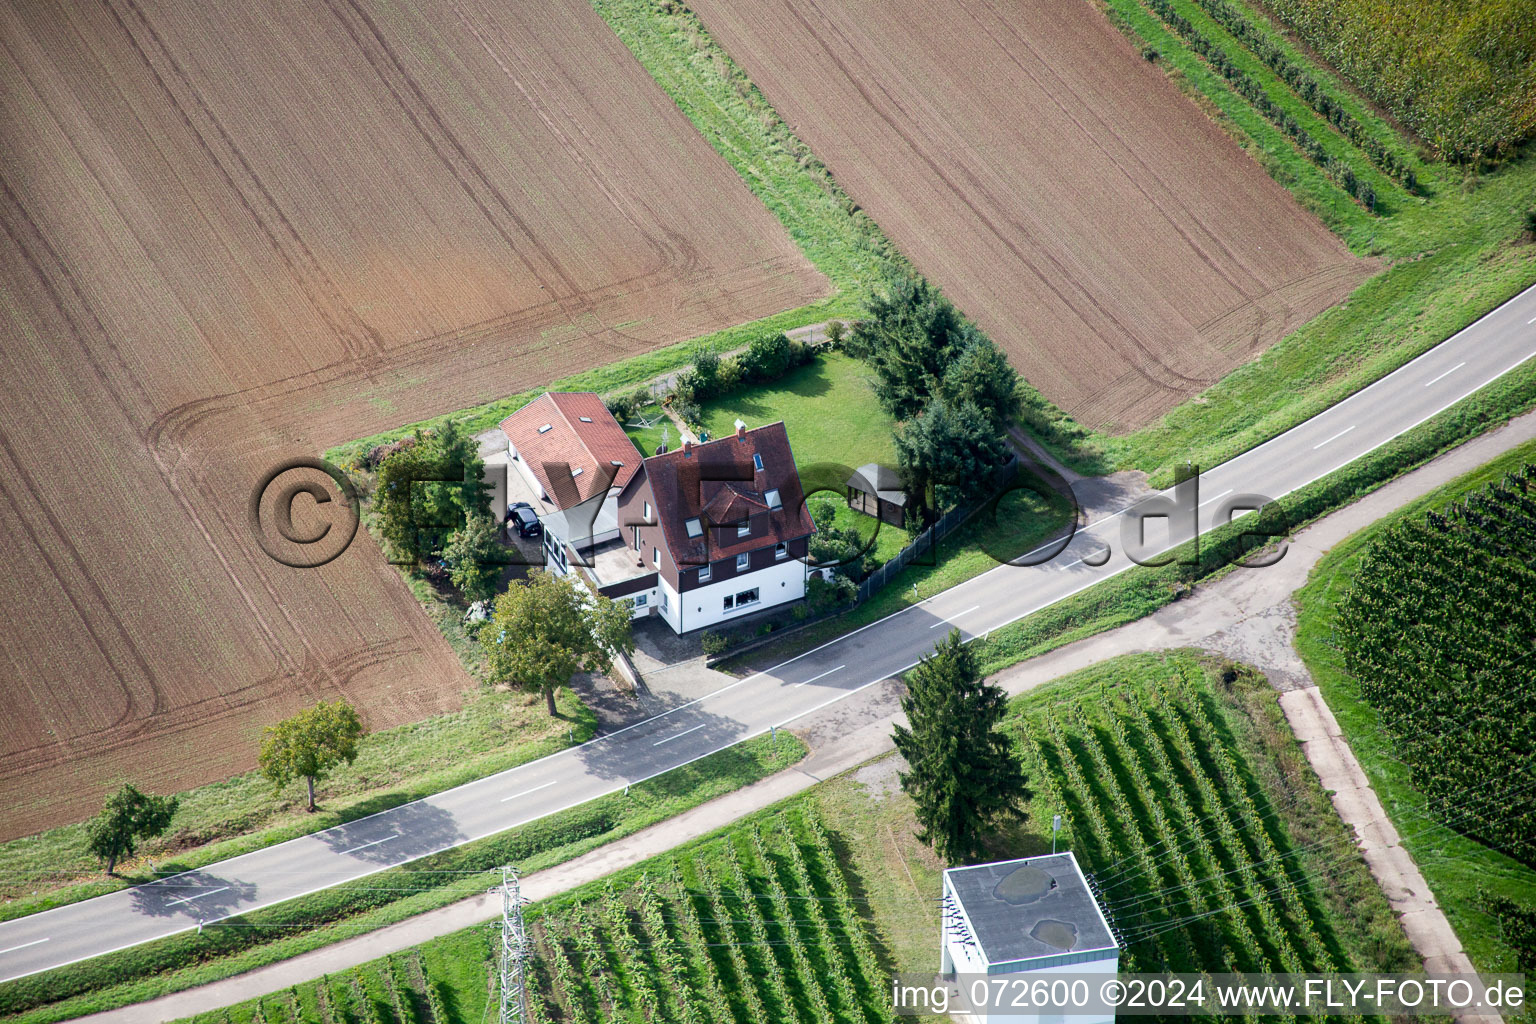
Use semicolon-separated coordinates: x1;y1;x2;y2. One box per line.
0;0;827;837
689;0;1376;431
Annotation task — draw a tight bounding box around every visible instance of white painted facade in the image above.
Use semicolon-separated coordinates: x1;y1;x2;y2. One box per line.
662;555;807;634
941;855;1119;1024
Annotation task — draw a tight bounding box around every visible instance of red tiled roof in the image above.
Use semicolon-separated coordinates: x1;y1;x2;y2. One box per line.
641;422;815;562
499;393;639;508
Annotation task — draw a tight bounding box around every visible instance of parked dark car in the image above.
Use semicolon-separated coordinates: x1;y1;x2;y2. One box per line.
507;501;542;538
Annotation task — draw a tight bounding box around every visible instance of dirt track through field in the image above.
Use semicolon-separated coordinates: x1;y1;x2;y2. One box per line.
0;0;826;837
688;0;1375;431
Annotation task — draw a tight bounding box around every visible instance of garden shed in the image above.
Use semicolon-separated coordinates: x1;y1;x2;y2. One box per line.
846;462;907;526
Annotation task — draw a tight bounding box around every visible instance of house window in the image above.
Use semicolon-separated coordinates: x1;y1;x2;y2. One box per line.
736;552;749;572
735;588;760;608
766;488;782;509
699;564;711;582
775;542;788;560
644;501;651;521
652;546;660;567
685;517;703;538
752;453;764;471
723;594;734;610
633;525;641;551
633;592;647;607
736;521;751;538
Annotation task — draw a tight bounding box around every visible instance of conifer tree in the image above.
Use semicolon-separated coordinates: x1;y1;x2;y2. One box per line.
893;630;1029;863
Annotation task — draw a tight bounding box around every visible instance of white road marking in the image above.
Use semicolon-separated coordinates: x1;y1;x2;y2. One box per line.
0;938;49;956
1312;425;1356;450
165;886;229;907
652;723;705;747
794;664;846;688
499;781;557;803
1197;488;1233;508
343;835;397;853
1423;361;1466;387
929;604;980;627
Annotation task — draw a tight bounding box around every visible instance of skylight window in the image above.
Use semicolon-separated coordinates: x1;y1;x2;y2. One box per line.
752;453;764;471
537;423;552;434
766;488;782;509
610;460;624;466
579;416;593;422
571;467;584;477
685;517;703;538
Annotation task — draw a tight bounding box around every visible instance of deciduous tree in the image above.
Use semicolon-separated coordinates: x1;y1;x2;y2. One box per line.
374;420;488;564
259;700;366;812
85;784;178;875
482;570;635;715
444;513;503;603
893;630;1029;863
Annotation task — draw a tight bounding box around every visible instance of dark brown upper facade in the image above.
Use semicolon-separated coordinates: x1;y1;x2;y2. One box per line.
616;422;815;591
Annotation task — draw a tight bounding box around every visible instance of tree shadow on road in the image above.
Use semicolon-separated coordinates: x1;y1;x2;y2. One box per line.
129;870;258;921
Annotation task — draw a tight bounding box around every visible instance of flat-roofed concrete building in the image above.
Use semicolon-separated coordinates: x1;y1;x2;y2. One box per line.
942;852;1119;1024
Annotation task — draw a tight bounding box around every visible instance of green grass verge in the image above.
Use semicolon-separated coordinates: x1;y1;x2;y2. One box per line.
171;651;1412;1024
1294;439;1536;975
0;688;593;925
0;734;807;1023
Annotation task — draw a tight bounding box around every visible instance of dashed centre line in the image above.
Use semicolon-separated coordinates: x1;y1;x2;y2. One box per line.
1312;425;1356;450
500;781;557;803
165;886;229;908
0;939;49;957
929;604;980;627
794;665;846;688
1423;361;1466;387
652;723;705;747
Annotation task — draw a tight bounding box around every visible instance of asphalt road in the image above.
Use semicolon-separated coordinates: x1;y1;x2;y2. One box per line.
2;282;1533;984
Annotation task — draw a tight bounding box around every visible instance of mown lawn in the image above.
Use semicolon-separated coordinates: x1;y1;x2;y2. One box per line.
697;352;897;476
1293;439;1536;975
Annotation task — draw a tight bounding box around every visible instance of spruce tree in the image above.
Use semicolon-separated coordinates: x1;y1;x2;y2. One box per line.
893;630;1029;864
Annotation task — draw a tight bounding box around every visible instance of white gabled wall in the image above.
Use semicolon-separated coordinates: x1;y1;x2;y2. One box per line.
673;556;806;633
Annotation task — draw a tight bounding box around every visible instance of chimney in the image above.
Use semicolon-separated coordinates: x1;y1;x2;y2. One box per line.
683;438;693;458
734;418;746;441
